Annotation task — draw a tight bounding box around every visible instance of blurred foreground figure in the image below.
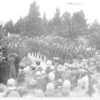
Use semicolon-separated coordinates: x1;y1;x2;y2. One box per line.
5;78;21;97
0;83;7;97
0;46;10;85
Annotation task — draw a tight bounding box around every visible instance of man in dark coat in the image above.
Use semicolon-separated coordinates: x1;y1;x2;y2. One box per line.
14;53;21;77
0;51;10;85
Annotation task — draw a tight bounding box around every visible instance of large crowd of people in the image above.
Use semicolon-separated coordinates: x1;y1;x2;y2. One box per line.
0;51;100;98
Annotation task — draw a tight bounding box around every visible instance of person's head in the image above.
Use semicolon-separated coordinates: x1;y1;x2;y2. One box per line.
77;76;89;90
36;71;42;79
35;59;41;66
30;64;36;71
63;80;71;89
23;66;30;74
48;71;55;81
46;82;55;91
50;65;55;70
93;82;100;94
63;63;69;70
19;62;25;70
0;84;7;94
57;79;63;86
7;78;16;87
46;60;52;67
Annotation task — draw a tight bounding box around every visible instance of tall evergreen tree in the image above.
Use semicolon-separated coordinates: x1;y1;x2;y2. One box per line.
4;20;14;33
42;13;48;35
71;10;87;38
48;8;61;36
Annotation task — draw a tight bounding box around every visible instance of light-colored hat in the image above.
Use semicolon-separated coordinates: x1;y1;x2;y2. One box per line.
47;60;52;66
23;66;30;74
41;70;45;74
82;59;88;62
50;65;55;70
53;57;60;61
46;82;55;90
36;71;41;76
63;80;71;88
7;78;16;86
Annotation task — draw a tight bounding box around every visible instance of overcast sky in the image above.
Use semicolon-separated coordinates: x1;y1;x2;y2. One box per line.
0;0;100;24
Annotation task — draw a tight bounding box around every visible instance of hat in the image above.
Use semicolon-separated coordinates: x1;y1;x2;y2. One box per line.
7;78;16;86
23;66;30;74
47;60;52;66
41;70;45;74
81;75;89;83
46;82;55;90
40;62;47;70
50;65;55;70
63;80;71;88
53;57;60;61
36;71;41;76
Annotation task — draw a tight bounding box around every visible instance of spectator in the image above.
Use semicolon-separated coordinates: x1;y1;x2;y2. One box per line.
61;80;71;96
0;84;7;97
46;60;53;74
5;78;21;97
92;82;100;98
45;82;55;97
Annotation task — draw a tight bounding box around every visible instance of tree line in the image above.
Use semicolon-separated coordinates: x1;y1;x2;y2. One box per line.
0;1;100;50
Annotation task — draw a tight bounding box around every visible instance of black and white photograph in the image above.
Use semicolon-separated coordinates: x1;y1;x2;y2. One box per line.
0;0;100;98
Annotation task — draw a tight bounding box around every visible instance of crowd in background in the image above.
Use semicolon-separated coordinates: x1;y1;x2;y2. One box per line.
0;52;100;98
